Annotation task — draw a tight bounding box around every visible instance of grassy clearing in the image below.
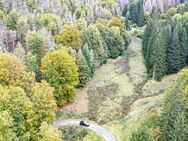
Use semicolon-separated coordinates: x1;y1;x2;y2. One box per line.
57;37;178;141
127;37;147;87
83;131;105;141
143;74;177;97
122;94;164;141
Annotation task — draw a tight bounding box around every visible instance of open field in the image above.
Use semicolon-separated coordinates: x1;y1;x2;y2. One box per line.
57;37;177;141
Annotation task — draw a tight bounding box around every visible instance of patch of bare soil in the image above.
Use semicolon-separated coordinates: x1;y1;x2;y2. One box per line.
114;54;130;75
84;83;119;123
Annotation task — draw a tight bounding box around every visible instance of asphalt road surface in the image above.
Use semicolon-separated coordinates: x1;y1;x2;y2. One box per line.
53;120;116;141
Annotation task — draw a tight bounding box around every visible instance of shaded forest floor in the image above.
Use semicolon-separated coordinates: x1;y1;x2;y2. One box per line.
57;37;177;141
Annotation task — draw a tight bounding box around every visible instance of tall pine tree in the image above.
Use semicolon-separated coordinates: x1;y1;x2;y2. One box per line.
159;71;188;141
147;32;167;81
137;0;144;27
82;44;95;76
129;2;138;24
179;26;188;68
142;20;156;60
166;24;186;74
76;49;91;87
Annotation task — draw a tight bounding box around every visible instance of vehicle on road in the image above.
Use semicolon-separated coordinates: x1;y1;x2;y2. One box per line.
80;121;90;127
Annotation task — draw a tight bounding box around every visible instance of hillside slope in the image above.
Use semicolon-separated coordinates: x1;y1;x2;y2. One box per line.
144;0;180;11
122;0;181;11
58;37;177;141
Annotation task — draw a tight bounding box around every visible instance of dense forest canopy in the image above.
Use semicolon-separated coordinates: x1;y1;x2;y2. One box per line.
0;0;130;140
0;0;188;141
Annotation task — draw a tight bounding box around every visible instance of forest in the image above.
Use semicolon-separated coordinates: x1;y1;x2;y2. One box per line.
0;0;187;141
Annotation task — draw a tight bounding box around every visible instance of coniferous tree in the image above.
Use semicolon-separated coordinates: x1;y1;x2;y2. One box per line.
147;32;167;81
150;8;161;21
179;26;188;68
89;49;95;75
159;71;188;141
122;4;128;17
83;25;108;66
82;44;95;76
128;0;144;26
76;49;91;87
137;0;144;27
96;22;111;58
169;113;188;141
28;33;45;81
129;2;138;24
111;30;125;57
180;0;186;3
124;16;130;30
130;126;153;141
142;20;155;60
144;22;158;70
166;24;183;74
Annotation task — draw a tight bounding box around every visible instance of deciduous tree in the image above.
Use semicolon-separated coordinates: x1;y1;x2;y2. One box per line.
0;54;35;94
41;49;78;106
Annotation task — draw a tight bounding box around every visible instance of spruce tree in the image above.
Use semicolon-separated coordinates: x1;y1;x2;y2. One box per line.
28;33;44;81
130;126;153;141
180;0;186;3
147;32;167;81
96;24;111;58
137;0;144;27
129;2;138;24
89;49;95;75
84;25;108;66
144;22;158;75
169;113;188;141
124;16;130;30
166;24;184;74
159;73;187;141
150;8;161;21
122;4;128;17
142;20;155;60
82;44;95;76
107;30;121;59
76;49;91;87
179;26;188;68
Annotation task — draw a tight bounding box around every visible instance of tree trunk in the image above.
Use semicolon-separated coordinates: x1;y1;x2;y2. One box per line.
152;64;156;80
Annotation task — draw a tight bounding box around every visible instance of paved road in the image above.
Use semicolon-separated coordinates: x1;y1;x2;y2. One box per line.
53;120;116;141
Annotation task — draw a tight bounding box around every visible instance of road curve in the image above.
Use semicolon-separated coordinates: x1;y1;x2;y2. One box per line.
53;120;116;141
